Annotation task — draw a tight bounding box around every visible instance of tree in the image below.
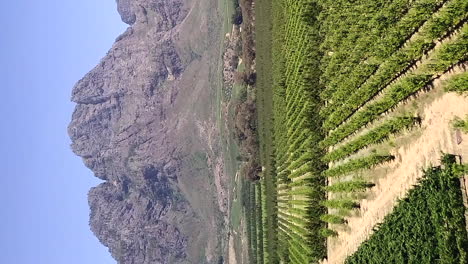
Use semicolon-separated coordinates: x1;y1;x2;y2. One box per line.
231;7;243;25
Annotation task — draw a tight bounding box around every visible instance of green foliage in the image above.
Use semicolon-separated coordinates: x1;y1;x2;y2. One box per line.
345;155;468;264
250;184;258;263
321;199;360;210
323;23;468;147
444;72;468;93
320;228;338;238
452;116;468;133
231;8;243;25
267;0;327;262
243;181;256;263
322;0;468;132
320;214;346;224
324;154;394;178
325;180;375;193
254;0;468;262
255;183;264;264
323;116;418;162
320;0;447;107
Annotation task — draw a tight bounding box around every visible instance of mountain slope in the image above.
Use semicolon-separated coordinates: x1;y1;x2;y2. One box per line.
68;0;227;263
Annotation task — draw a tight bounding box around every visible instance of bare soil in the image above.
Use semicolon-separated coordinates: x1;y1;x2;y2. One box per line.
228;234;238;264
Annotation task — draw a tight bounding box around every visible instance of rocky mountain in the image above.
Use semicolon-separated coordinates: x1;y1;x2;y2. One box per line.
68;0;228;263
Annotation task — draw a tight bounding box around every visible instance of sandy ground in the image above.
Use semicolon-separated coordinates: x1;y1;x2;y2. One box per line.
323;84;468;264
227;216;249;264
228;234;238;264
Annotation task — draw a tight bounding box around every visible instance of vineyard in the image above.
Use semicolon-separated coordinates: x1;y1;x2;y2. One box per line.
346;155;468;264
243;0;468;263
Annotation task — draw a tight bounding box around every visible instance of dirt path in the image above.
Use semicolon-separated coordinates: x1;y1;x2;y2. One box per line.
323;83;468;263
228;234;238;264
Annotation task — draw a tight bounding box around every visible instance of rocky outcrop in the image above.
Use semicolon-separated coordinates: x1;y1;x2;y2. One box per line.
88;178;188;264
69;0;225;263
223;25;241;89
116;0;188;29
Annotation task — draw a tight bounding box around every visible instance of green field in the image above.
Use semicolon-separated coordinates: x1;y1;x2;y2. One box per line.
256;0;279;263
247;0;468;263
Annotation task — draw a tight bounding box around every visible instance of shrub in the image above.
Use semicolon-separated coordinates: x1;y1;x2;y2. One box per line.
444;72;468;93
231;7;243;25
452;116;468;133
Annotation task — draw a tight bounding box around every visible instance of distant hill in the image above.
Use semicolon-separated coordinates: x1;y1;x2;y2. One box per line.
68;0;228;263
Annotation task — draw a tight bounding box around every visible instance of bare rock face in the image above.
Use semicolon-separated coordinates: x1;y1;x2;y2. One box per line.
69;0;225;263
88;178;188;264
116;0;136;25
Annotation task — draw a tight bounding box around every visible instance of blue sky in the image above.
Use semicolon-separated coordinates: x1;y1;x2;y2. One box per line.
0;1;127;263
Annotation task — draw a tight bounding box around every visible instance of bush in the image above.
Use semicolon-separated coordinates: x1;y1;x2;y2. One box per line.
233;98;261;181
231;7;243;25
444;72;468;93
452;116;468;133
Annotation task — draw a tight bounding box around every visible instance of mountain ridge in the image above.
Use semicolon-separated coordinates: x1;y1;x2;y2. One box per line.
68;0;227;263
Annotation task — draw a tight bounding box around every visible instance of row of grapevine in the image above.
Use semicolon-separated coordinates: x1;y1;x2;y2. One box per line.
320;0;463;109
322;116;418;162
323;154;394;178
320;0;446;101
317;0;467;239
323;21;468;148
444;71;468;93
323;0;468;130
244;180;268;264
250;183;258;263
270;0;327;263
